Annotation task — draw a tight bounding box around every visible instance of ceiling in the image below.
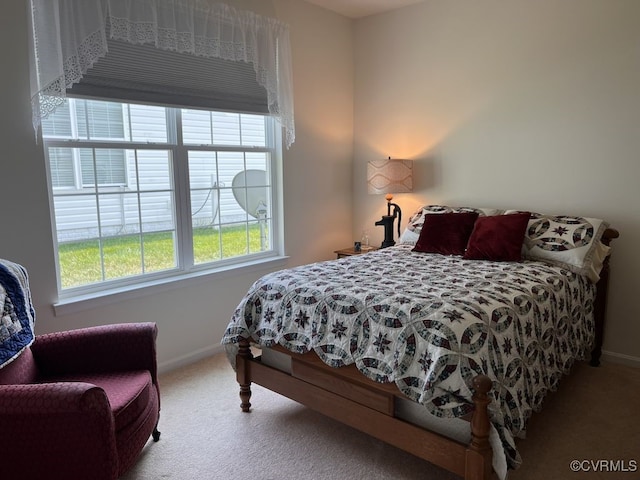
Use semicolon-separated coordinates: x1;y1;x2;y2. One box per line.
303;0;425;19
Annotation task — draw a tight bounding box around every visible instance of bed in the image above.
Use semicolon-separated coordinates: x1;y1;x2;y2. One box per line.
222;205;619;480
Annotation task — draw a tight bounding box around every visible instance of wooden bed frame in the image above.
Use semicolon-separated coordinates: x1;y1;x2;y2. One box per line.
235;227;619;480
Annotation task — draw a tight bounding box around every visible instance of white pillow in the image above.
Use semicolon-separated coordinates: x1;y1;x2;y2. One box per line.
505;211;610;282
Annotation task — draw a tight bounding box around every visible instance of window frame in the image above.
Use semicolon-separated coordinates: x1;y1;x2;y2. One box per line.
42;97;284;304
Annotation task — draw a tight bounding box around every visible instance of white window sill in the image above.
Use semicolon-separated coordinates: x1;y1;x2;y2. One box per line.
53;255;289;316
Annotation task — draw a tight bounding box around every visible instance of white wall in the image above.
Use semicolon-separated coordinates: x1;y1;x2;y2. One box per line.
275;0;355;262
353;0;640;362
7;0;636;369
0;0;353;371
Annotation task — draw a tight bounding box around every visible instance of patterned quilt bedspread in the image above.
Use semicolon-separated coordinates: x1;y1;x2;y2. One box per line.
0;259;36;369
222;244;596;470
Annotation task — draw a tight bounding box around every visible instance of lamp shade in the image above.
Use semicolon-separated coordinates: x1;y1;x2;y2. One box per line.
367;158;413;195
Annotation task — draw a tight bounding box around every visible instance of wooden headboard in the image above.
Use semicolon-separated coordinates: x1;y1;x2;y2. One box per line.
592;227;620;366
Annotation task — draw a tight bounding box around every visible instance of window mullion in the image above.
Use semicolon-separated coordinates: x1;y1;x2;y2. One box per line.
134;150;145;274
92;148;107;283
69;99;83;189
172;108;194;270
216;151;223;257
243;152;250;252
267;117;281;255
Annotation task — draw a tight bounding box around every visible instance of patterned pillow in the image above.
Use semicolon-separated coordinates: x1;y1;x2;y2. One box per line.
505;211;610;282
399;205;503;245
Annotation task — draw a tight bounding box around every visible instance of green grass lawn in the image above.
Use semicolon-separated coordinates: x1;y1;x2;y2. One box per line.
59;224;266;288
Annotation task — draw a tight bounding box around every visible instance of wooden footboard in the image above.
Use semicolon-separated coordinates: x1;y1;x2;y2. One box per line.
237;339;494;480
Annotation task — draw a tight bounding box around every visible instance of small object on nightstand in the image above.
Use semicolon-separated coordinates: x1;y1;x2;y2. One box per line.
354;241;361;252
361;230;371;251
334;246;379;259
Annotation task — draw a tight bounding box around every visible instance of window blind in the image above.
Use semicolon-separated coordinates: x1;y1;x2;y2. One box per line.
80;149;127;187
48;148;75;188
69;39;269;115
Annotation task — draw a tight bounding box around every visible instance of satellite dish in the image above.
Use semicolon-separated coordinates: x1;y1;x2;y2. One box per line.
232;169;269;251
232;170;268;219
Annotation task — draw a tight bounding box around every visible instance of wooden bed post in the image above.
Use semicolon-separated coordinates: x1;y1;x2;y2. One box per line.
591;260;610;367
237;338;253;412
591;228;619;367
465;374;493;480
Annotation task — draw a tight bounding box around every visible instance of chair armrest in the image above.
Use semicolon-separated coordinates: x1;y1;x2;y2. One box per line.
32;323;158;382
0;382;112;415
0;383;119;480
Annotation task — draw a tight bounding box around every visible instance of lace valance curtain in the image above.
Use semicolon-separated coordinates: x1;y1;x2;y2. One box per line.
28;0;295;148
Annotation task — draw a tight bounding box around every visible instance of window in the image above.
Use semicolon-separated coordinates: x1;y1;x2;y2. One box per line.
42;97;280;296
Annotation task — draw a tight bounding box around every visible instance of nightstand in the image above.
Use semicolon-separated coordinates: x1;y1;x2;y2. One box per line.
334;246;379;259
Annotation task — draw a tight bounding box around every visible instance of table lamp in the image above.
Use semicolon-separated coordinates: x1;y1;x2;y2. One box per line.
367;158;413;248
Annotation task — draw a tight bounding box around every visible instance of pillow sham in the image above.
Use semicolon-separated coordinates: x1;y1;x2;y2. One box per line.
463;212;531;262
399;205;503;245
506;211;610;282
412;212;479;255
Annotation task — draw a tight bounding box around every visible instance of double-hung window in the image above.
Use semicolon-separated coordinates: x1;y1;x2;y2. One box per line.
42;97;281;297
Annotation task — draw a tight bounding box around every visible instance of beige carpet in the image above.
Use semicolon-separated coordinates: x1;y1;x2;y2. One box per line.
121;354;640;480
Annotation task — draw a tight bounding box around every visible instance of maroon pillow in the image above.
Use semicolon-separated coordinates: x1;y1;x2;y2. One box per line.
463;212;531;261
412;212;479;255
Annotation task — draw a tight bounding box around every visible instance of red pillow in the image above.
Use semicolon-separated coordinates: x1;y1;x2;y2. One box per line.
463;212;531;261
412;212;479;255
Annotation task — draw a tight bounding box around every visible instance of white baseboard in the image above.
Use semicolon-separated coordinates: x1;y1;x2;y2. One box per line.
158;343;225;374
601;349;640;368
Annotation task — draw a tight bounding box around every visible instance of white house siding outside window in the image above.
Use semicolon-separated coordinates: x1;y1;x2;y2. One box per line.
42;97;280;296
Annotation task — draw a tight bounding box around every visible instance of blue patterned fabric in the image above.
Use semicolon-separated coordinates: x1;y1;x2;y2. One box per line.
0;259;35;369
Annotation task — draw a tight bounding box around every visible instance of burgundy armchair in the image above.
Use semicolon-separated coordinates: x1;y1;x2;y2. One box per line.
0;322;161;480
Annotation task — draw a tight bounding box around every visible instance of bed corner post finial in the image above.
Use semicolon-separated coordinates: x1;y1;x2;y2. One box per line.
237;338;253;412
465;374;493;480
